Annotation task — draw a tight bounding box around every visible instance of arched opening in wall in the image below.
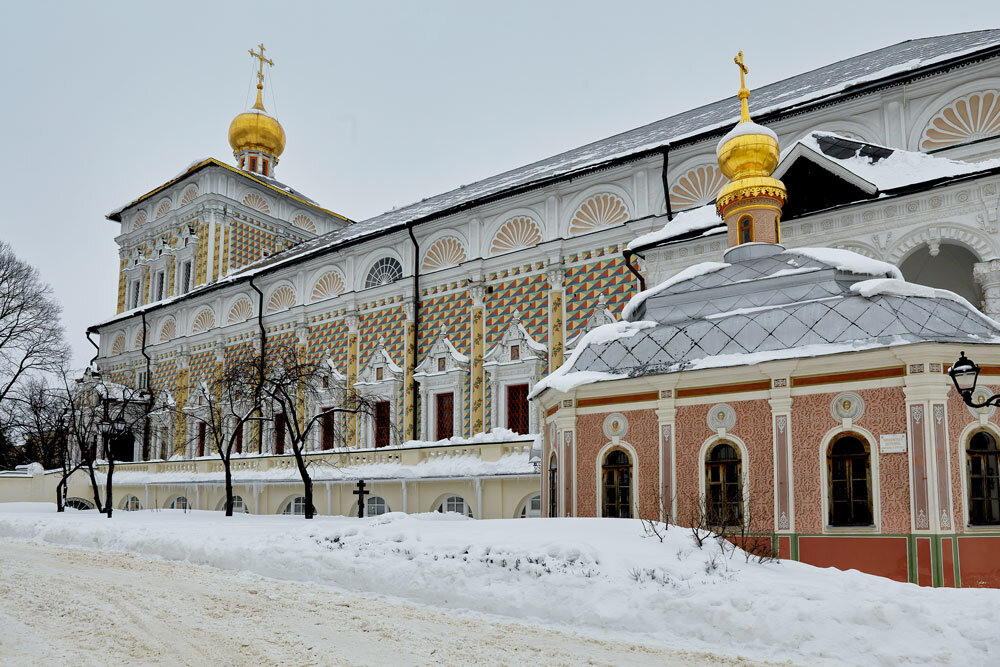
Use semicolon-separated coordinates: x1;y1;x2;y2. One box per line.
518;493;541;518
366;496;390;517
282;496;307;516
548;454;558;518
967;430;1000;526
601;449;632;518
705;443;742;526
216;495;250;513
66;497;95;510
827;435;873;527
120;495;143;511
436;495;473;517
899;242;982;307
169;496;189;511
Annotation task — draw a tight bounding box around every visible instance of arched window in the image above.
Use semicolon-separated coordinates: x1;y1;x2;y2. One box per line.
364;257;403;289
437;495;473;517
737;215;753;244
282;496;307;515
121;496;142;512
217;495;250;513
169;496;189;511
968;431;1000;525
65;498;95;511
602;449;632;518
366;496;389;517
706;443;742;525
548;455;558;518
519;494;541;518
828;435;873;526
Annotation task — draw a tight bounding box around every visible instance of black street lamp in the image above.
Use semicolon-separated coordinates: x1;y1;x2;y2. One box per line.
949;351;998;408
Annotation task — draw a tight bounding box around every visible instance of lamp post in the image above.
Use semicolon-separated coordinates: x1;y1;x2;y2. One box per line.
949;351;999;408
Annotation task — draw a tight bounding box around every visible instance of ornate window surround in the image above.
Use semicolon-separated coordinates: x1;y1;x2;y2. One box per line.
413;333;469;440
354;338;404;449
483;311;546;434
817;425;882;534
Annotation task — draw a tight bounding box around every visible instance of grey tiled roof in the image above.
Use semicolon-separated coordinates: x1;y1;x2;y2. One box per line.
565;244;1000;379
233;30;1000;277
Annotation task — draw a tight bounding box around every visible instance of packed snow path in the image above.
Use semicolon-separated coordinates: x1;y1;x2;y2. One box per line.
0;540;758;666
0;504;997;665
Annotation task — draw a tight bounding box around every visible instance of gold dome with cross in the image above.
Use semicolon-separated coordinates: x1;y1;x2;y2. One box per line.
229;44;286;175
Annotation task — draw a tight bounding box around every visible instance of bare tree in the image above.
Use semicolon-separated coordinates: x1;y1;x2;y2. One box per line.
0;241;68;409
10;376;74;509
176;356;265;516
263;351;385;519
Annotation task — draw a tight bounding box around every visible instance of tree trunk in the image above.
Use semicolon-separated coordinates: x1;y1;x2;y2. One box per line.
86;461;103;513
224;458;234;517
294;448;314;519
104;449;114;519
55;477;65;512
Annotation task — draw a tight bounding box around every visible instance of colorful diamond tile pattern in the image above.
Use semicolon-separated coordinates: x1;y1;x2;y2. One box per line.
565;255;636;339
485;273;547;349
419;291;471;358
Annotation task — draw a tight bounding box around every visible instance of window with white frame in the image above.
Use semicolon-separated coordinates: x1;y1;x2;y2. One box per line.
169;496;189;510
282;496;307;515
180;260;193;294
437;495;473;517
414;334;469;441
122;496;143;511
129;279;141;309
366;496;389;516
354;339;403;449
154;270;166;301
484;311;545;435
519;494;541;518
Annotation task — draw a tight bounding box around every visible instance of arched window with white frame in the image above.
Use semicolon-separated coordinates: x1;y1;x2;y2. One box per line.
366;496;390;517
705;443;742;526
601;449;632;518
967;430;1000;526
827;435;873;527
437;495;472;517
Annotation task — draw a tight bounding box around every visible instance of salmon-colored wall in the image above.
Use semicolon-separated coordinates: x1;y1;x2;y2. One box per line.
673;398;774;529
798;536;909;582
791;388;910;534
946;391;1000;534
575;409;659;518
957;536;1000;587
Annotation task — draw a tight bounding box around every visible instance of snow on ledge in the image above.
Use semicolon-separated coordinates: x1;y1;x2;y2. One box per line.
787;247;902;279
627;205;722;251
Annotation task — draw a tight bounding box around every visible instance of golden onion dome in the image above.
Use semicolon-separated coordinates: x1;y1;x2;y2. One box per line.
228;94;285;158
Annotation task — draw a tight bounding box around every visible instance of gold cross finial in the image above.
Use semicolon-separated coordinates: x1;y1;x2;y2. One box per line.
734;51;751;122
248;43;274;111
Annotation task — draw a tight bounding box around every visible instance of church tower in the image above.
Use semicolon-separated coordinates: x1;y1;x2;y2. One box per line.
228;44;286;178
715;52;786;247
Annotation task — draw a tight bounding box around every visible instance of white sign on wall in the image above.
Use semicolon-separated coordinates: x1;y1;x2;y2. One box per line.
880;433;907;453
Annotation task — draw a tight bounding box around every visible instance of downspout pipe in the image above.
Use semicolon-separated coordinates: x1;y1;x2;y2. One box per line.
406;222;420;441
622;249;646;293
661;145;673;222
249;274;267;453
86;329;100;370
139;310;152;459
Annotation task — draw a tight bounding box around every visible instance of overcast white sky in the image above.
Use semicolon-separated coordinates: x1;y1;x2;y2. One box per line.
1;1;997;369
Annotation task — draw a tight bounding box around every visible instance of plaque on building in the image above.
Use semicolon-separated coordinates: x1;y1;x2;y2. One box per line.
880;433;907;453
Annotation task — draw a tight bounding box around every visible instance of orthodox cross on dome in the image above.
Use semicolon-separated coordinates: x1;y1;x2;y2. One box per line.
248;43;275;110
734;51;751;122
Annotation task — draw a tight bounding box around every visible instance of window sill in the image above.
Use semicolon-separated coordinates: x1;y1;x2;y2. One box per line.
822;524;880;535
961;524;1000;534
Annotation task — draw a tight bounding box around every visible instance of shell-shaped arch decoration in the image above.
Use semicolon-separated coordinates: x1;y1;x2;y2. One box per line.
489;216;542;256
180;187;199;206
568;193;629;235
292;214;317;233
158;318;176;342
668;164;727;210
311;271;346;301
265;285;296;314
227;297;254;324
242;192;271;214
422;236;468;271
154;200;172;220
110;333;126;356
132;211;147;231
133;326;149;350
191;308;216;334
921;90;1000;150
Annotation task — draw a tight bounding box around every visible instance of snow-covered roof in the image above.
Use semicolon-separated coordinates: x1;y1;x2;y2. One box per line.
777;132;1000;192
223;30;1000;278
534;243;1000;395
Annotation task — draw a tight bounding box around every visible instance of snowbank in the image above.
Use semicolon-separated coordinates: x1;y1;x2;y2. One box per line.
627;205;723;250
0;505;995;665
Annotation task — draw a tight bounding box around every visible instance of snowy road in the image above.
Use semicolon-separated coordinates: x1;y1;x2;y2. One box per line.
0;540;769;666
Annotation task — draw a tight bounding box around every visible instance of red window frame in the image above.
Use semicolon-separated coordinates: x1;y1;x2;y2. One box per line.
506;384;529;435
435;393;454;440
374;401;390;448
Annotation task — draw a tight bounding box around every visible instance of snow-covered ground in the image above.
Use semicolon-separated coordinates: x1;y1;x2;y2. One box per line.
0;503;996;666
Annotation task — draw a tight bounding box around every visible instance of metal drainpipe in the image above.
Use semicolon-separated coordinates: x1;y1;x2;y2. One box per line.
406;222;420;441
661;146;673;221
249;274;267;453
622;249;646;293
140;310;152;460
86;329;100;369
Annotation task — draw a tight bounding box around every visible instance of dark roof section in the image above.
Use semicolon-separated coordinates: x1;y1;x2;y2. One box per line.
815;134;894;162
226;29;1000;277
106;158;352;223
